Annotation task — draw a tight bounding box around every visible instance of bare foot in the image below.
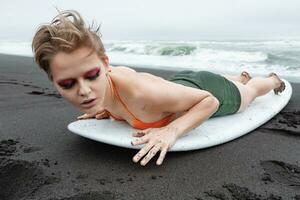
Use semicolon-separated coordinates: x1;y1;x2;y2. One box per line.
240;71;252;84
268;72;286;95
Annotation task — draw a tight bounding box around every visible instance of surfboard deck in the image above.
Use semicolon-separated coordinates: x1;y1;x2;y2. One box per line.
68;79;292;152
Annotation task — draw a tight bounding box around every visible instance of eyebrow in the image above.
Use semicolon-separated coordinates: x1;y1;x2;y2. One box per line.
57;67;100;82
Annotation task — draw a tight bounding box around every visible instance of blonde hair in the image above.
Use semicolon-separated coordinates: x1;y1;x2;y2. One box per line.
32;10;106;80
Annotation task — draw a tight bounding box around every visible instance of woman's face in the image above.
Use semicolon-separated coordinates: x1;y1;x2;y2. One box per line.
50;46;111;114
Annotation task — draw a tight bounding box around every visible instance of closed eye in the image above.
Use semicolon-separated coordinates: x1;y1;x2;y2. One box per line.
86;71;100;81
58;67;100;90
58;80;75;89
85;68;100;81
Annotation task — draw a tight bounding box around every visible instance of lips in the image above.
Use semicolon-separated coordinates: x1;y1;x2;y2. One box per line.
82;99;95;104
81;98;96;108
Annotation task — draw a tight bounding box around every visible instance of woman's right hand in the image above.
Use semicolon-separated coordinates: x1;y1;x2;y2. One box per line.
77;110;110;120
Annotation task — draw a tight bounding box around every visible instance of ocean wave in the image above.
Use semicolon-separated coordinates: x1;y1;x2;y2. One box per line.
194;49;268;63
106;42;270;60
156;45;197;56
265;52;300;68
105;39;300;49
107;43;197;56
1;39;300;77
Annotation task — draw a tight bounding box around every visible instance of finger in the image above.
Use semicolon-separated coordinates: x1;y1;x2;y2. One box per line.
95;113;107;119
142;128;153;134
132;127;154;137
77;113;92;119
141;144;161;166
96;110;106;114
132;132;145;137
96;110;107;116
132;141;155;163
131;135;149;146
156;146;168;165
134;128;152;135
95;114;103;119
95;110;110;119
77;114;87;119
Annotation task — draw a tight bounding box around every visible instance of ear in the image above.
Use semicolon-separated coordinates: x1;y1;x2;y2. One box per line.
101;55;109;68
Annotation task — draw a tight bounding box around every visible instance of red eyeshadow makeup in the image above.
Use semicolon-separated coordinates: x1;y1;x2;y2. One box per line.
57;67;100;88
84;67;100;78
58;79;75;88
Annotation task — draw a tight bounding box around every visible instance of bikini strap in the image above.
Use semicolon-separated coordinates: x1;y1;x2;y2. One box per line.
105;68;115;101
105;69;139;120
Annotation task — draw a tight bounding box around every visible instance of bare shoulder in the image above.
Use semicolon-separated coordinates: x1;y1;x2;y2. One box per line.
111;66;161;90
114;66;137;73
133;72;216;113
109;66;138;96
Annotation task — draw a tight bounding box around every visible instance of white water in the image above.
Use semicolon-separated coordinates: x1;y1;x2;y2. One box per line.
1;40;300;82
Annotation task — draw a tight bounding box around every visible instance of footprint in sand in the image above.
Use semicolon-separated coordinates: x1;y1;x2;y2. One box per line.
203;183;282;200
261;160;300;188
0;159;60;200
48;191;117;200
0;80;61;98
0;139;60;200
261;110;300;136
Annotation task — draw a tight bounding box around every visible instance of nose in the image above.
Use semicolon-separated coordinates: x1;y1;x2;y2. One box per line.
78;80;91;97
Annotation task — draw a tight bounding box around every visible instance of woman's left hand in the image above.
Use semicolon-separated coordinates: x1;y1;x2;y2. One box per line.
131;126;179;166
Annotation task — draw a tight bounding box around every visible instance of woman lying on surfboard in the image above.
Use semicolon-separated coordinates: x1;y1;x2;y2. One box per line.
32;10;286;166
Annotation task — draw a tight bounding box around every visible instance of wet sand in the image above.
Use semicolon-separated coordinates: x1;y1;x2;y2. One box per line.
0;53;300;199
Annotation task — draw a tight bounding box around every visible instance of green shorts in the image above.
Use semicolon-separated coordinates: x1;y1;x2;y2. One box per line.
167;70;241;118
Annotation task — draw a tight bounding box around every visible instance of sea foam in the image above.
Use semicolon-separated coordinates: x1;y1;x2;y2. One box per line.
1;40;300;81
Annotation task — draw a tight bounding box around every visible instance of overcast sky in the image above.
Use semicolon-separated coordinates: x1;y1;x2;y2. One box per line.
1;0;300;41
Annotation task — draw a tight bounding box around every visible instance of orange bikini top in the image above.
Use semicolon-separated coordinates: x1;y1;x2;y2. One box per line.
105;68;175;130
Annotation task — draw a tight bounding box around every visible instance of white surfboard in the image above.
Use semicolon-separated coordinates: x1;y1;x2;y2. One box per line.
68;79;292;152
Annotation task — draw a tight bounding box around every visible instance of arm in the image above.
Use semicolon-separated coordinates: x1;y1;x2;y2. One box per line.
166;95;219;139
130;75;220;166
136;78;220;138
131;95;219;166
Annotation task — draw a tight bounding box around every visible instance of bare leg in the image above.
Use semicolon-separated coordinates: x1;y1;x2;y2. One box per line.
233;73;285;113
246;74;283;97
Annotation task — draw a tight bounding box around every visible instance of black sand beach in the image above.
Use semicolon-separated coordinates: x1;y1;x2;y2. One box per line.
1;53;300;200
